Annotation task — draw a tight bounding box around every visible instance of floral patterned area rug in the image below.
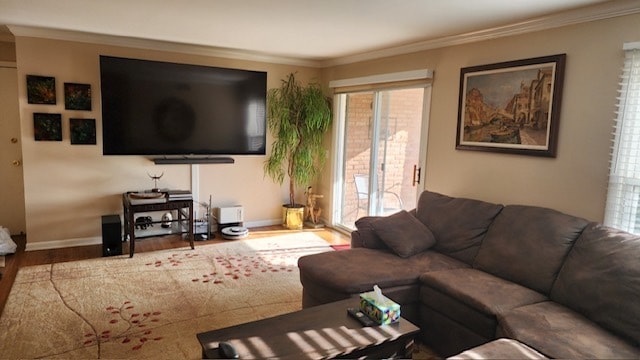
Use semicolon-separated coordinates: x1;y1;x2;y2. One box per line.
0;232;333;359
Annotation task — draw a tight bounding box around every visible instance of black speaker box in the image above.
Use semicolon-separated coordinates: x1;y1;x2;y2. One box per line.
102;214;122;257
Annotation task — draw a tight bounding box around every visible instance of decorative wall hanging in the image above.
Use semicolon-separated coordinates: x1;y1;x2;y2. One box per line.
64;83;92;110
70;118;96;145
27;75;56;105
456;54;566;157
33;113;62;141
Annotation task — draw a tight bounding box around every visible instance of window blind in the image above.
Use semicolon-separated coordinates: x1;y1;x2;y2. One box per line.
604;44;640;233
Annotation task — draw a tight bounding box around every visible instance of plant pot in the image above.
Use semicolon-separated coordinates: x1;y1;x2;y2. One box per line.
282;205;305;230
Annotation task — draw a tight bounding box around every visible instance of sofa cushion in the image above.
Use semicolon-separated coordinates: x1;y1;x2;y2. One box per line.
498;301;640;359
415;191;503;265
352;216;388;249
474;205;589;295
550;223;640;346
298;247;469;294
370;210;436;257
419;268;547;339
419;305;490;358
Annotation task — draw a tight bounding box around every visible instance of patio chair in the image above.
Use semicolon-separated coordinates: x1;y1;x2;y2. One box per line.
354;174;404;219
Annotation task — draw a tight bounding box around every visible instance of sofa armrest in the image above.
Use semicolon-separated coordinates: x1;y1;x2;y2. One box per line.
350;230;366;248
352;216;389;250
352;210;418;249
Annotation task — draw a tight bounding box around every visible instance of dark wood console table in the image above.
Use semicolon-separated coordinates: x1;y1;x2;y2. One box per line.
122;192;194;257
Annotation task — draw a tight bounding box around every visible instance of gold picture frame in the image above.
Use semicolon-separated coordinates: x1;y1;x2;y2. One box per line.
456;54;566;157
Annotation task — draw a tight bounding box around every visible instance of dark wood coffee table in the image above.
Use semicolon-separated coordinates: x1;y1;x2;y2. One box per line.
196;298;420;359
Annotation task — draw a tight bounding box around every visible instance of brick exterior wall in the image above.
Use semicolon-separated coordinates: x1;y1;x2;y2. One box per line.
341;88;423;226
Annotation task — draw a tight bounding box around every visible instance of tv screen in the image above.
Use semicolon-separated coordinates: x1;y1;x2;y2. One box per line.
99;56;267;156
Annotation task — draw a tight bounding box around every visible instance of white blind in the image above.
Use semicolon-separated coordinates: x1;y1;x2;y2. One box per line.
604;45;640;233
329;69;433;94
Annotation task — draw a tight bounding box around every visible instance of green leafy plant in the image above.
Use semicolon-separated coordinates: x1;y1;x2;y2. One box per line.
264;73;332;207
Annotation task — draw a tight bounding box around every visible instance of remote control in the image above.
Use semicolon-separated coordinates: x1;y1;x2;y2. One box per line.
347;308;376;327
218;341;239;359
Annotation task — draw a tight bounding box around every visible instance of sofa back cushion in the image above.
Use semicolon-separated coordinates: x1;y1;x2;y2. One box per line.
370;210;436;257
474;205;589;295
550;223;640;346
415;191;503;264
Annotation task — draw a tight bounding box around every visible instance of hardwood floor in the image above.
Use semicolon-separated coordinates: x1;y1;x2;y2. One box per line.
0;226;350;317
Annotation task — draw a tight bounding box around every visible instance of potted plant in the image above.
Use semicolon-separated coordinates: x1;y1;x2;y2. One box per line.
264;73;332;229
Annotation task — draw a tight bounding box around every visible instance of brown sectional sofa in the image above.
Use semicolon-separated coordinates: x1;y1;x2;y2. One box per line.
298;190;640;358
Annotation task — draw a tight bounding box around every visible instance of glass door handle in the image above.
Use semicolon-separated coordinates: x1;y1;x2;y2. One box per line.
412;165;421;186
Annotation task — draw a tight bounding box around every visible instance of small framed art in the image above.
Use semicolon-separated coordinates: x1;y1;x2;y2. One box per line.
70;118;96;145
27;75;56;105
33;113;62;141
64;83;92;110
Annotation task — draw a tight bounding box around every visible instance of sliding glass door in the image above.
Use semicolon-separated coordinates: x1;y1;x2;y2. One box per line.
334;86;429;230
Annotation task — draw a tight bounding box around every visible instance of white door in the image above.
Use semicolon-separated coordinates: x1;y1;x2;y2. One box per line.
334;86;430;230
0;65;26;235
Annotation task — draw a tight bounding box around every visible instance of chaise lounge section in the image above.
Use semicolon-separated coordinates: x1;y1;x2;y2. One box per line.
297;190;640;358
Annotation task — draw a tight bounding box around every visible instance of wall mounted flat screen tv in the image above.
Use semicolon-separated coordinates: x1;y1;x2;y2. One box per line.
100;56;267;156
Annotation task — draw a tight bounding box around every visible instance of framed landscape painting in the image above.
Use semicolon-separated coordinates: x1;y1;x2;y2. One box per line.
456;54;566;157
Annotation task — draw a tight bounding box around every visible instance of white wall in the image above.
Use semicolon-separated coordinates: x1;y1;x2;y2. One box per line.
321;13;640;222
14;36;321;249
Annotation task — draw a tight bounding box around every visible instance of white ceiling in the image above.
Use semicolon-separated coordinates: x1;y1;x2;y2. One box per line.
1;0;638;65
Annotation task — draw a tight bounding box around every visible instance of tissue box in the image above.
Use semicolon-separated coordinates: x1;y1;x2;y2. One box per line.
359;291;401;325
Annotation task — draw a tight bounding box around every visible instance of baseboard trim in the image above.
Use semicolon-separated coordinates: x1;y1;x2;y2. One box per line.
25;236;102;251
244;219;281;228
24;219;284;251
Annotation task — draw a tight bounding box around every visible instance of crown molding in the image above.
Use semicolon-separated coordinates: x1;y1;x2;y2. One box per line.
322;0;640;67
7;25;321;68
0;61;17;68
6;0;640;69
